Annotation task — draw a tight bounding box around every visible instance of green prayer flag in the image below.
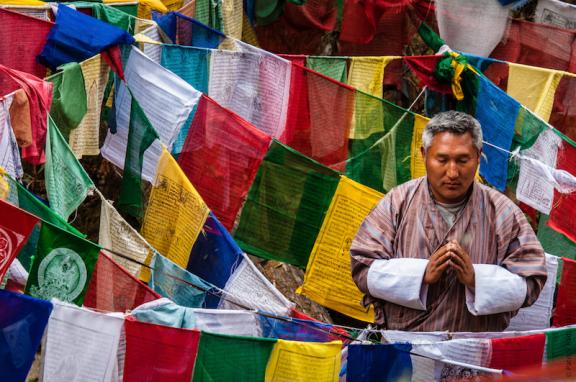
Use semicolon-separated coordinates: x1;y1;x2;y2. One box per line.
234;140;340;268
90;3;136;32
118;97;159;219
194;0;224;31
418;22;446;53
2;173;84;238
306;57;348;83
25;222;99;305
192;332;276;382
346;92;414;193
545;327;576;360
45;117;94;221
538;214;576;260
47;62;88;140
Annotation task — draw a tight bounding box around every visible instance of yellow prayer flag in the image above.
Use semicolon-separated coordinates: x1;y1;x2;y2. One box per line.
348;57;397;98
69;55;109;158
141;147;209;270
297;176;383;322
265;340;342;382
410;114;429;179
222;0;243;40
0;0;45;5
507;63;563;122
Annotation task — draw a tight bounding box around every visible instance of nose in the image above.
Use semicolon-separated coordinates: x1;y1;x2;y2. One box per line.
447;161;458;179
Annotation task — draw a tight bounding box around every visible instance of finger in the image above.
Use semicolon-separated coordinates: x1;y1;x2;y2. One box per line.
436;260;451;273
450;260;466;276
449;252;466;268
432;245;451;259
435;251;453;266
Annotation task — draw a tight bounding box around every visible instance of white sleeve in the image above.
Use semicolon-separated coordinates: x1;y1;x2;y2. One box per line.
465;264;527;316
367;258;429;310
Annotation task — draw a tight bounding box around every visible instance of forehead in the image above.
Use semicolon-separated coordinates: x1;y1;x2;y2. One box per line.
428;131;476;155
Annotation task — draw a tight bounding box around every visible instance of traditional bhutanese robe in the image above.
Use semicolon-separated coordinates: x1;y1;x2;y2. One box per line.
350;177;547;332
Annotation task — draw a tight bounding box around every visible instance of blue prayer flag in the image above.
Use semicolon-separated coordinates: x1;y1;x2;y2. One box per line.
347;343;413;382
476;75;520;191
188;213;243;308
259;315;338;342
0;290;53;382
38;4;134;71
174;13;226;48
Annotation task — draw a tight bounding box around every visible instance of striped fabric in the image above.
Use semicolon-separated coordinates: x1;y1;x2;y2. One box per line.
350;177;547;332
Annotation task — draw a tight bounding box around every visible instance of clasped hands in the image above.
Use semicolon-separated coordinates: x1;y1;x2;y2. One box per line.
423;240;475;288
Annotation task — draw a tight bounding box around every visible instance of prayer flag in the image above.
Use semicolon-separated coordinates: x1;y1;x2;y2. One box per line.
99;198;152;276
234;140;340;268
218;253;293;315
548;141;576;243
0;8;53;80
42;301;124;382
83;251;160;313
47;62;88;139
538;214;576;260
410;114;429;179
132;299;262;336
26;222;99;305
264;339;342;382
306;57;348;83
281;63;354;171
45;117;94;221
507;63;563;122
545;327;576;361
118;96;160;219
150;253;213;308
489;334;545;371
1;172;83;238
346;93;416;193
178;95;271;230
0;65;53;165
0;290;52;382
553;257;576;327
298;176;382;322
38;4;135;71
101;47;201;182
141;147;209;269
188;213;243;308
69;54;109;158
259;312;346;343
0;96;23;180
208;49;291;138
161;45;210;93
506;254;558;331
0;199;38;281
175;12;225;47
124;318;200;382
476;75;521;191
347;343;413;382
347;57;392;98
192;332;276;382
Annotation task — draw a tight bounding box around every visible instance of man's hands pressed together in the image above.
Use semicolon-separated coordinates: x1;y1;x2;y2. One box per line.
424;240;475;288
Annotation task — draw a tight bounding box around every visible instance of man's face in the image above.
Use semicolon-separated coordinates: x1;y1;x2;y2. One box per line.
421;131;480;204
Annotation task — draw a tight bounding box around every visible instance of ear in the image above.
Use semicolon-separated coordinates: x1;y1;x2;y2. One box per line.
420;146;426;159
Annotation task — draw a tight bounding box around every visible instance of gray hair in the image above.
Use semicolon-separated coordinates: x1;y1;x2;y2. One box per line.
422;111;483;152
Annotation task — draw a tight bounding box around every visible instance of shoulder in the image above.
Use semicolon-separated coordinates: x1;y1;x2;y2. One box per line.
475;182;526;225
367;178;424;222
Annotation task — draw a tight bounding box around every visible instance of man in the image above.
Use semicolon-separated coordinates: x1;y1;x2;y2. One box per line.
350;111;547;332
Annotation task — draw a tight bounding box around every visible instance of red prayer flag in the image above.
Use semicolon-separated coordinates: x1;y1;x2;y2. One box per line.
403;55;452;94
0;198;39;280
83;252;160;313
0;65;53;165
124;318;201;382
553;257;576;327
280;63;354;171
548;141;576;244
489;334;545;372
178;95;271;230
0;9;53;82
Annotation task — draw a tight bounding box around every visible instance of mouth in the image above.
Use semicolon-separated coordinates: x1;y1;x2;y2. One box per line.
444;183;461;188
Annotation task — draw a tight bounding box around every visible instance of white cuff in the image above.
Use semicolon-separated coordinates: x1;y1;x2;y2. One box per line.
367;258;429;310
465;264;527;316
